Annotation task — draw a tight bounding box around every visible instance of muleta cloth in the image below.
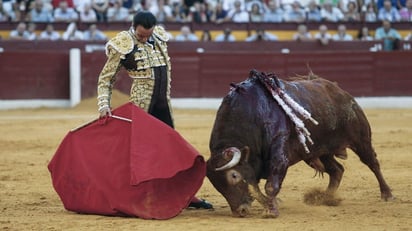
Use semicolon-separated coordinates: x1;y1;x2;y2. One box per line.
48;102;206;219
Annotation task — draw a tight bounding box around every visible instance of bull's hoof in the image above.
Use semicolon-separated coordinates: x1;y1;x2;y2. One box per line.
261;208;279;219
380;189;395;201
382;194;396;201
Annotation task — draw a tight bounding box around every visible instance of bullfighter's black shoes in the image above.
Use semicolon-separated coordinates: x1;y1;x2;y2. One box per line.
188;199;213;209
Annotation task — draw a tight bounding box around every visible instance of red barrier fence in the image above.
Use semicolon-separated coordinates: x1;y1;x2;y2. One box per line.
1;41;411;100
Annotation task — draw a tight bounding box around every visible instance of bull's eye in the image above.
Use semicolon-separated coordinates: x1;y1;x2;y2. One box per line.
226;169;243;185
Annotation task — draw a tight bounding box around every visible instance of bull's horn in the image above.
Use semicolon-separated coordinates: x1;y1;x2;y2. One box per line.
215;147;241;171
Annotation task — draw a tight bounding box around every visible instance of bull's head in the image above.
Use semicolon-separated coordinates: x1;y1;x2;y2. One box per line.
207;146;269;217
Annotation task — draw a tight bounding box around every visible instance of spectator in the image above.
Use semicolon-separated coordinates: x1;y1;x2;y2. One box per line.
249;2;264;22
0;0;15;21
200;29;212;41
128;0;140;14
83;23;108;41
378;0;401;21
147;0;159;12
39;23;61;40
62;22;84;40
320;0;344;22
73;0;92;12
245;29;278;41
279;0;302;11
332;24;353;41
363;2;378;22
187;2;211;23
15;0;34;20
375;19;402;50
29;0;54;22
343;1;361;21
284;1;305;23
9;22;30;40
214;27;236;41
127;0;143;15
364;0;374;11
226;0;250;23
314;24;332;45
174;25;199;41
263;0;284;22
222;0;245;12
170;2;188;22
210;2;228;23
2;0;14;14
377;0;405;10
399;0;412;21
338;0;352;12
305;0;322;22
292;24;313;41
245;0;265;13
92;0;109;22
41;0;54;11
27;22;38;40
1;0;17;21
79;2;98;23
149;0;174;23
107;0;130;22
357;26;374;41
53;0;79;22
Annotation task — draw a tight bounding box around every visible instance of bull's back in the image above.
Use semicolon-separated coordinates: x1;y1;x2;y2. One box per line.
283;78;353;110
283;78;361;122
282;77;371;154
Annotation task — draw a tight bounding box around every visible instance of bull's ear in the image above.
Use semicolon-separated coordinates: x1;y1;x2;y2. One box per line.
240;146;250;163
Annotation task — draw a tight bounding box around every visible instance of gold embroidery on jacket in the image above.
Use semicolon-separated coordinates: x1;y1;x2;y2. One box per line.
130;78;155;111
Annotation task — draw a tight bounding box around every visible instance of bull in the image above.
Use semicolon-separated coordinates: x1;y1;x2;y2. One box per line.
206;70;393;218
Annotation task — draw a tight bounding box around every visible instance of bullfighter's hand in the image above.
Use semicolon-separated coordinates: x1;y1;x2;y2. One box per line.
99;106;112;118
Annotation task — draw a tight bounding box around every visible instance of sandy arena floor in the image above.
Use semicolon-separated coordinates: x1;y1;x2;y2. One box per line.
0;92;411;230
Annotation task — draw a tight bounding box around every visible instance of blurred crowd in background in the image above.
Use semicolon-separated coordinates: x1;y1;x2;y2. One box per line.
1;0;412;24
1;0;412;50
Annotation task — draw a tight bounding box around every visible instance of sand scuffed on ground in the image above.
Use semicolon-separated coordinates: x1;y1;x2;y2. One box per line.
0;91;411;230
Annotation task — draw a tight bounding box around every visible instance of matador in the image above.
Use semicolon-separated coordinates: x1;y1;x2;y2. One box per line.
97;15;173;127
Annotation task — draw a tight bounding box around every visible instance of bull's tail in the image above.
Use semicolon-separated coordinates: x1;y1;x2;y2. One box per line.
289;65;319;81
307;70;319;80
306;63;318;80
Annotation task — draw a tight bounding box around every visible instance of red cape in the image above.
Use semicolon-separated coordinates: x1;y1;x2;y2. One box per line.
48;102;206;219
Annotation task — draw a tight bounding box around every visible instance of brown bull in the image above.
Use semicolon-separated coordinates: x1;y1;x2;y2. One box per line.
206;70;393;218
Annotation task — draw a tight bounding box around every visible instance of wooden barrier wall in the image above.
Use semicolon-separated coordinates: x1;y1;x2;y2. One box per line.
1;41;412;100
